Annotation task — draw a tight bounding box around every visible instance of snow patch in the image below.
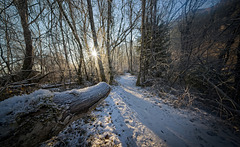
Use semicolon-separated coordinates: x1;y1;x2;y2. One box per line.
0;89;53;124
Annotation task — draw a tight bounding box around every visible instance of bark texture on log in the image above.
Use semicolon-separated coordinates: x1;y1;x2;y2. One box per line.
0;82;111;147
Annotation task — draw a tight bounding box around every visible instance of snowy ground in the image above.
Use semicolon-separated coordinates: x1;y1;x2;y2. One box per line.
48;73;240;147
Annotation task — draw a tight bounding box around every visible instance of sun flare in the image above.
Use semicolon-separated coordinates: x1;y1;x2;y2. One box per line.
91;50;97;57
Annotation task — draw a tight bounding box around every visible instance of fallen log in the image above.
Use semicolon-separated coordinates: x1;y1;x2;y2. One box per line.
41;82;77;89
0;82;111;147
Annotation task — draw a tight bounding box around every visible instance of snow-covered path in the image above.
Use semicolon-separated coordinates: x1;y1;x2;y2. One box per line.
56;73;239;147
107;73;239;147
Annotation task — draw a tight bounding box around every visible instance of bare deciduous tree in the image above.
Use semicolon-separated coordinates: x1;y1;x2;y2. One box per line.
14;0;34;79
87;0;106;82
136;0;146;86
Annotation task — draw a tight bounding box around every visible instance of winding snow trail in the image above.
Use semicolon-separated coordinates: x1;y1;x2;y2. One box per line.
106;73;239;147
57;73;239;147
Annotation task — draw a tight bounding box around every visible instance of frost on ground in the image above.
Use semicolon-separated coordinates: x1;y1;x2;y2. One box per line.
46;73;240;147
0;89;54;125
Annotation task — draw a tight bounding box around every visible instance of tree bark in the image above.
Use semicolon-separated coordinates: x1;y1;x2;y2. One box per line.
136;0;146;86
129;0;133;72
87;0;106;82
107;0;113;84
125;39;130;71
0;82;111;147
14;0;34;79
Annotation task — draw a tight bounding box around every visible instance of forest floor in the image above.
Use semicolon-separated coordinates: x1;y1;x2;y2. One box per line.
48;73;240;147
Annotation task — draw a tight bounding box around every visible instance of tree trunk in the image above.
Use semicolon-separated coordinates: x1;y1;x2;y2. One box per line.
136;0;146;86
14;0;34;79
129;0;133;72
67;0;89;82
107;0;113;84
0;82;111;147
60;12;71;83
4;13;12;75
83;16;95;80
87;0;106;82
125;39;130;71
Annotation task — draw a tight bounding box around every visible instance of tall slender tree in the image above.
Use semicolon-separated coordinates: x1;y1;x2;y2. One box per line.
87;0;106;82
57;0;85;84
129;0;133;72
13;0;34;79
136;0;146;86
106;0;113;84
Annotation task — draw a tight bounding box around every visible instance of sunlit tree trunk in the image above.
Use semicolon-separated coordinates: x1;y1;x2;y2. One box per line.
14;0;33;79
107;0;113;84
82;13;94;80
97;0;106;56
87;0;106;82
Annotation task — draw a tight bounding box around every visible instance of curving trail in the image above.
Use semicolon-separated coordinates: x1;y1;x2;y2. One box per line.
106;73;239;147
57;73;239;147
